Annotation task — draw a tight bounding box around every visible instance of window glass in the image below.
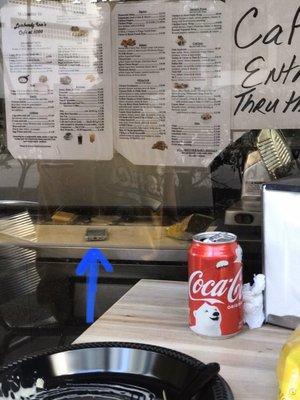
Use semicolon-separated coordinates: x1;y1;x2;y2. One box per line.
0;0;298;364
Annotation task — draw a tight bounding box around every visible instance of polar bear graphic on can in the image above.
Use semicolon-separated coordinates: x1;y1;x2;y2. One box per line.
191;303;222;337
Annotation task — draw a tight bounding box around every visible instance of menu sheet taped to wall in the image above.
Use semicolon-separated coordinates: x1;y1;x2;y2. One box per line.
232;0;300;129
1;0;113;160
113;0;232;167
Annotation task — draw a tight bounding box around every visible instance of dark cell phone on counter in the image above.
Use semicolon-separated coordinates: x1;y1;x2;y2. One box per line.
85;228;108;241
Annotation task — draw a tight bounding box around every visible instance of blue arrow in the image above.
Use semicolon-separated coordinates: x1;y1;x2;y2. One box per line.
76;248;113;323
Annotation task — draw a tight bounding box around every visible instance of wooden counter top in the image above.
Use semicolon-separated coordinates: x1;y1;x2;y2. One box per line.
0;222;189;261
74;279;291;400
0;223;186;249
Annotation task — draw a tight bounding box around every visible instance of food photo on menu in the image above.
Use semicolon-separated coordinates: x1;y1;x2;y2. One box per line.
0;0;299;400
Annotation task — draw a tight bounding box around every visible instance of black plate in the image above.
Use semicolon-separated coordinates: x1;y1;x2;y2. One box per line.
0;342;234;400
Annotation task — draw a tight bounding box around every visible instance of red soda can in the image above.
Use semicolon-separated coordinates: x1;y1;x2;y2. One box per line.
188;232;243;338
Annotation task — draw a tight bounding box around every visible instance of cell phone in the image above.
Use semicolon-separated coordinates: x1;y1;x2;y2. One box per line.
85;228;108;241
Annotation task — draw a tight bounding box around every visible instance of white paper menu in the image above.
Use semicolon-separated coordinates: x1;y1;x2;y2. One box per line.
113;0;232;167
1;0;113;160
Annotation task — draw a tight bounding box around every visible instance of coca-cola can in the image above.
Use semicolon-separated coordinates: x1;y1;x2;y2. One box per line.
188;232;243;338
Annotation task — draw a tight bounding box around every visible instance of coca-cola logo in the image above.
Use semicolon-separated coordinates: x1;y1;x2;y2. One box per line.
189;268;243;305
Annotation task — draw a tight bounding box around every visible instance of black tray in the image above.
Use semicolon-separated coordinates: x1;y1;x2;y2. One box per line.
0;342;234;400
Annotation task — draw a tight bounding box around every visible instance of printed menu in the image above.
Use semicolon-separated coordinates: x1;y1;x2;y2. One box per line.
113;0;232;166
3;0;300;164
1;0;112;160
1;0;231;165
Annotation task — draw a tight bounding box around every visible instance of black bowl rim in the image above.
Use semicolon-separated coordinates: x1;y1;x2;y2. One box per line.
0;342;207;372
0;342;234;399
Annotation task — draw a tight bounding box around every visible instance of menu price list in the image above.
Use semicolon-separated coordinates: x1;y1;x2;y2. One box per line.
113;0;231;167
1;0;112;160
2;0;230;165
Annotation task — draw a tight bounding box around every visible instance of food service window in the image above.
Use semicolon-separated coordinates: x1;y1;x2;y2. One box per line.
0;0;299;363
